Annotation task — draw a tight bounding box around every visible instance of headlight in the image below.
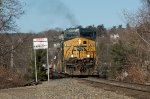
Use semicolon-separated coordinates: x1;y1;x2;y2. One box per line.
71;54;74;58
87;54;90;58
78;39;81;44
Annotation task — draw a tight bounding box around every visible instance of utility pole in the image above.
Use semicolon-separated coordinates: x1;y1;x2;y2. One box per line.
34;50;38;83
47;47;49;81
10;45;14;68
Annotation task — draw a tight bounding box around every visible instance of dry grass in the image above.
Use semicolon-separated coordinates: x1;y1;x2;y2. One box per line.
0;67;25;89
127;66;148;84
115;66;149;84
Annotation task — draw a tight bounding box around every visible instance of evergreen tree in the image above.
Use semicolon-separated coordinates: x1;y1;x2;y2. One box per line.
30;50;47;81
111;41;127;71
96;24;107;37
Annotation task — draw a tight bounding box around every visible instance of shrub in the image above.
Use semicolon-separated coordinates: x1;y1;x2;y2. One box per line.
126;66;148;84
0;67;25;89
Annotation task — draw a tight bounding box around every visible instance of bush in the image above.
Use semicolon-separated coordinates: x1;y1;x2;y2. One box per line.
126;66;148;84
108;41;128;79
0;67;25;89
30;50;47;81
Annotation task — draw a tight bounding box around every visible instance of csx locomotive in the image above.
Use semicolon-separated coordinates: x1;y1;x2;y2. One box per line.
62;28;96;75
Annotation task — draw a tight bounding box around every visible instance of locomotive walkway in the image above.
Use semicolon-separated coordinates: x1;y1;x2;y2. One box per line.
0;78;134;99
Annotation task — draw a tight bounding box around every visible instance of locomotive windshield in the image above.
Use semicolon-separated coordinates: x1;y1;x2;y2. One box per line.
80;32;96;39
63;28;96;40
80;28;96;40
64;28;80;40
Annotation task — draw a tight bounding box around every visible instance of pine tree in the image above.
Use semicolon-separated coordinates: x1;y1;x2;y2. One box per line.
30;50;47;81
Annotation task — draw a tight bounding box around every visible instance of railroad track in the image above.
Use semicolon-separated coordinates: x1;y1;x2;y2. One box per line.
77;77;150;99
81;77;150;92
23;72;150;93
22;74;150;99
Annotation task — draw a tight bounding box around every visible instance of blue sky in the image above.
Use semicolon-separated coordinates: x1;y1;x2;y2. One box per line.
17;0;141;32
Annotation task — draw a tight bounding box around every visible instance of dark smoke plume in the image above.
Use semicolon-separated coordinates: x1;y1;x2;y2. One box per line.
31;0;78;27
52;0;78;26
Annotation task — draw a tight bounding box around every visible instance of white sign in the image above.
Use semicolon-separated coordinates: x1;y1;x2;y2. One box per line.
33;38;48;49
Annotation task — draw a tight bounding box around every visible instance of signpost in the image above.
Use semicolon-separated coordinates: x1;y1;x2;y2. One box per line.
33;38;49;82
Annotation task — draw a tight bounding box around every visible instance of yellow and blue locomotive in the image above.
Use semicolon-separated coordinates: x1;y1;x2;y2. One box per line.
62;28;96;75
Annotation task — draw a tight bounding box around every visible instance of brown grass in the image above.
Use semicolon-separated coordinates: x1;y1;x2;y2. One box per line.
127;66;148;84
0;67;25;89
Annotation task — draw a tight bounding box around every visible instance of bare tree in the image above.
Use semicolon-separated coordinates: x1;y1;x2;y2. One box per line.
121;0;150;83
0;0;23;32
0;0;24;68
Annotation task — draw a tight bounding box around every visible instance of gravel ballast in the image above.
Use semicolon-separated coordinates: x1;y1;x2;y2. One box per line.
0;78;134;99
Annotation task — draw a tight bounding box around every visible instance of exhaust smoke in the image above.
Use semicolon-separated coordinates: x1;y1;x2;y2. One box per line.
30;0;78;27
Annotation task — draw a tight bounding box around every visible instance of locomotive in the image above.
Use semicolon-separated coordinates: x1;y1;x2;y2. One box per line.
62;28;96;75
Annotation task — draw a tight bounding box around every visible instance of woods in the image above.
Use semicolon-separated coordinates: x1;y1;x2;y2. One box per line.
96;0;150;83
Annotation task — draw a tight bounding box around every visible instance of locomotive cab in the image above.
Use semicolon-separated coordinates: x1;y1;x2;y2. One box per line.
62;28;96;75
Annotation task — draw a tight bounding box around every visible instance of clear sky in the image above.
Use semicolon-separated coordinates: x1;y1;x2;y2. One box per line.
17;0;141;32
